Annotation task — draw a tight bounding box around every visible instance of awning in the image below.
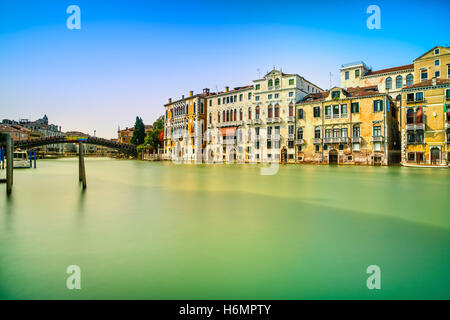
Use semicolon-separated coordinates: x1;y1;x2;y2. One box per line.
220;127;237;137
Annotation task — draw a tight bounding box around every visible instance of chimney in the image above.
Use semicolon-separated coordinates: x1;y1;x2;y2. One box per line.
189;91;193;97
168;98;172;103
182;95;184;99
203;88;210;94
432;77;437;86
225;86;229;92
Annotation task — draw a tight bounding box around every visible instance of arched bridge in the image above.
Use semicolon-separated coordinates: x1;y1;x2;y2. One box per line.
11;136;137;156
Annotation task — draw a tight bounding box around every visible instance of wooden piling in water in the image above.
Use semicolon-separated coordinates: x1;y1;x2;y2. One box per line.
6;134;13;195
79;142;87;189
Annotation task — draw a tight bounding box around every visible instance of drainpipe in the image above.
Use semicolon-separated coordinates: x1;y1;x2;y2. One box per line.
321;101;324;163
384;95;388;165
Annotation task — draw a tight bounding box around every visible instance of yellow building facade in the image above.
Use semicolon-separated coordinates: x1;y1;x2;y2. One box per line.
400;46;450;166
296;86;399;165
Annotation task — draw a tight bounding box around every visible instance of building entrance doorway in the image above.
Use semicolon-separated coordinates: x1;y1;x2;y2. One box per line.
329;150;338;164
430;147;440;165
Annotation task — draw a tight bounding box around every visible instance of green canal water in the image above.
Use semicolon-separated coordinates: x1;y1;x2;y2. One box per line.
0;158;449;299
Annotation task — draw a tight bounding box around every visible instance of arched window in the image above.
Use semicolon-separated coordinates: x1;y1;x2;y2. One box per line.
218;111;220;123
248;107;252;120
386;77;392;90
223;110;225;122
275;78;280;87
268;105;273;118
396;75;403;88
256;106;260;119
240;109;243;121
268;79;273;88
275;104;280;117
406;74;413;86
209;113;212;124
234;109;237;121
226;110;230;122
289;103;294;117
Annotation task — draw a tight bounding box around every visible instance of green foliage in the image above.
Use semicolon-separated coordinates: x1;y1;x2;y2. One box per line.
130;116;146;146
143;115;164;151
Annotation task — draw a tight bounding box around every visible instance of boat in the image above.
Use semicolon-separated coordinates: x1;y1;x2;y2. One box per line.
13;150;30;168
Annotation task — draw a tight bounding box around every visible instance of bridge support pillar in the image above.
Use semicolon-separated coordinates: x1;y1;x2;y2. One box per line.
79;142;87;189
6;134;13;195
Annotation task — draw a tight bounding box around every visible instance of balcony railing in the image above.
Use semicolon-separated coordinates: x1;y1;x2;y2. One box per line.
272;117;281;123
406;123;425;131
252;119;261;125
266;117;273;124
351;136;361;143
372;136;384;142
324;137;333;144
407;98;425;104
271;133;280;141
296;138;304;145
287;116;295;122
313;138;322;144
336;137;348;143
287;133;295;139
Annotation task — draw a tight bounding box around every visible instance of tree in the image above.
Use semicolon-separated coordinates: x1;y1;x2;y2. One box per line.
144;116;164;151
130;116;146;146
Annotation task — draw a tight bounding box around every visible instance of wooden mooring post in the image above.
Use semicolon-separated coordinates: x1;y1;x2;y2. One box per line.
78;142;87;189
6;133;13;195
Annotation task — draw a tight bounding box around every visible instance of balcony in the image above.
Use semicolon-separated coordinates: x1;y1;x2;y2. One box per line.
313;138;322;144
266;117;273;124
336;137;348;143
324;137;334;144
252;118;261;125
295;139;304;145
406;123;425;131
351;136;361;143
372;136;384;142
271;133;280;141
287;133;295;139
272;117;281;123
287;116;295;122
407;98;425;104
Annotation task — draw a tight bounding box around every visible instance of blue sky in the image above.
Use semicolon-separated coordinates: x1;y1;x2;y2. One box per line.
0;0;449;138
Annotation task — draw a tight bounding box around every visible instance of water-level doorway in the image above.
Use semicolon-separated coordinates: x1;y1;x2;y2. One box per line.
329;150;338;165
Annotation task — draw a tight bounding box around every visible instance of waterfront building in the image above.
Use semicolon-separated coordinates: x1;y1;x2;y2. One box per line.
296;86;399;165
164;89;210;162
118;125;152;144
204;85;253;163
340;61;414;104
400;46;450;166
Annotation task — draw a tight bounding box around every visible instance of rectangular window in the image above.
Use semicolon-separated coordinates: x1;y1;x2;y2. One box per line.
325;105;331;118
315;145;320;152
297;108;304;119
218;98;221;105
341;104;348;116
435;48;440;55
239;94;243;101
268;94;273;100
355;69;360;77
353;126;360;137
288;141;294;148
331;91;340;99
351;102;359;113
448;65;450;78
314;127;321;139
248;92;252;99
255;96;260;101
373;126;382;137
288;125;294;134
345;71;349;80
289;79;294;85
274;93;279;99
435;71;440;78
255;84;260;90
446;89;450;99
407;93;414;103
416;92;423;101
421;69;428;81
435;59;440;66
373;100;383;112
289;92;294;97
297;128;303;139
313;107;321;118
209;100;212;106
